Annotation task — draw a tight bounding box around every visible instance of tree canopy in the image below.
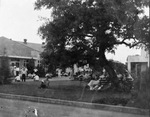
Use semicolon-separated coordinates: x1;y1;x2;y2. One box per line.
35;0;149;87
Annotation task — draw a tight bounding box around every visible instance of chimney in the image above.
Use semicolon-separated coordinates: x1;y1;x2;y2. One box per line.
24;39;27;44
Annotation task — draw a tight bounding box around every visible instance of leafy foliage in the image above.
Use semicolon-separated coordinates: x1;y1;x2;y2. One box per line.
134;16;150;49
128;68;150;109
35;0;149;87
36;65;45;77
26;59;35;74
109;60;127;74
0;56;11;84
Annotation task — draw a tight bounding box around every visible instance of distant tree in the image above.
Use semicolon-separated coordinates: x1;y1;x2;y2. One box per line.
35;0;148;88
36;64;45;77
134;16;149;48
26;58;35;74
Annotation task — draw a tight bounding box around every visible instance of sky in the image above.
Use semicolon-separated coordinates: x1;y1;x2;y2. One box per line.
0;0;50;43
0;0;149;63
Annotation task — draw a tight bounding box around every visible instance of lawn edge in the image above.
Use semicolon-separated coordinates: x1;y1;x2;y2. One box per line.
0;92;149;115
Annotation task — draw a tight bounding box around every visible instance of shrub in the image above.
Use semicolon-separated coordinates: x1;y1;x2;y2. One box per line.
0;56;12;84
36;65;45;77
26;59;35;74
128;68;150;109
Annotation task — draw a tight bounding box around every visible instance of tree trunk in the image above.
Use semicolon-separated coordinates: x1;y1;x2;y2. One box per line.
98;50;120;89
103;63;120;88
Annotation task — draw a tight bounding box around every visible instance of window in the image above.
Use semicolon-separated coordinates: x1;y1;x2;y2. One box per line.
10;58;20;67
24;60;29;67
37;60;41;66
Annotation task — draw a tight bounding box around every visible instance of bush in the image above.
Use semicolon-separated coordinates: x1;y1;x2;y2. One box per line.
26;59;35;74
0;56;12;84
36;65;45;77
127;68;150;109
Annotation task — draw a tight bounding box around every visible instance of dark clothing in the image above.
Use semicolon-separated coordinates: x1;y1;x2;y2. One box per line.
39;80;50;89
39;82;47;89
16;71;19;76
22;74;26;82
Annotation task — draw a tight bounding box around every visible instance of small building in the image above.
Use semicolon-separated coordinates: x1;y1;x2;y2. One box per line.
127;47;149;76
0;36;43;70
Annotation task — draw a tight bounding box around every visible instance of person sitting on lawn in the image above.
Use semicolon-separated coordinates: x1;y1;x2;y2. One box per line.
34;74;40;81
15;74;21;82
39;76;50;89
83;71;91;81
87;76;102;90
45;73;53;79
39;80;47;89
88;69;108;90
28;73;33;79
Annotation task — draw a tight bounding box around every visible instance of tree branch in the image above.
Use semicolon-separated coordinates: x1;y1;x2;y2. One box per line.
67;33;94;38
115;40;143;48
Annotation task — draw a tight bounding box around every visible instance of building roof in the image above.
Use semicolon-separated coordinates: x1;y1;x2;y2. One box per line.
127;54;148;63
0;36;43;59
17;40;43;52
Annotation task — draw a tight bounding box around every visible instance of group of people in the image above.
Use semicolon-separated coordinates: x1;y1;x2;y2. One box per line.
13;66;52;89
12;64;52;89
14;66;28;82
27;68;40;81
87;69;109;91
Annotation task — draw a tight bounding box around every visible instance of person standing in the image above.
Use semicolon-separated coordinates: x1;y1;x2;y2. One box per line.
34;68;38;75
21;66;28;82
13;66;17;76
15;66;20;76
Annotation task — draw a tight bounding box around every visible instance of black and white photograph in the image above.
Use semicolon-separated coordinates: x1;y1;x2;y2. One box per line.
0;0;149;117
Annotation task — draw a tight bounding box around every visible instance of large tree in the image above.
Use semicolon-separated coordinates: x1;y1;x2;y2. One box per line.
35;0;148;88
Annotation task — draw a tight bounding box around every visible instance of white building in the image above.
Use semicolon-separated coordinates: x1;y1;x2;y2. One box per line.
127;48;149;74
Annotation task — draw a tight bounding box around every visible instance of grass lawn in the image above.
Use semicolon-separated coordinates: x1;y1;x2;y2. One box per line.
0;80;131;106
